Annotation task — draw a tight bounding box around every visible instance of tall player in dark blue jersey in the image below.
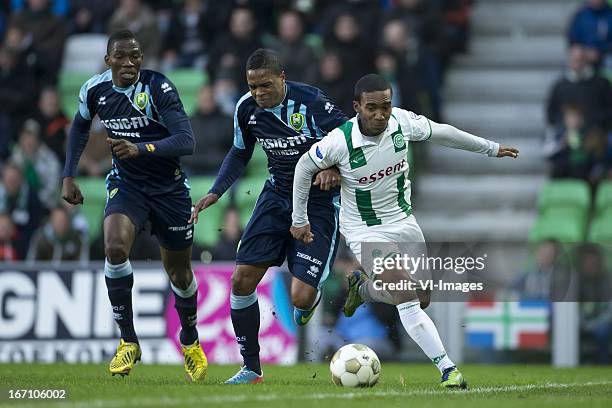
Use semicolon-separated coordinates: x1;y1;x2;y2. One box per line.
190;49;348;384
61;30;207;382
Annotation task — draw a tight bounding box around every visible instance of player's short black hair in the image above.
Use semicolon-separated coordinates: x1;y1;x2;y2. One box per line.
107;29;139;55
246;48;283;75
354;74;392;101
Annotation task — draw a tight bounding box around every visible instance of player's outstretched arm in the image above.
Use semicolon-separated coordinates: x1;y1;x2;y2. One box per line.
61;113;93;205
428;121;519;158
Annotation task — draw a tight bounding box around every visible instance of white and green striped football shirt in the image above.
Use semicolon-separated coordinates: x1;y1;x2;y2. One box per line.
307;108;431;234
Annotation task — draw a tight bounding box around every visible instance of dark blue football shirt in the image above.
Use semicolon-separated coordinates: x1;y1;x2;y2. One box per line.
63;69;194;194
211;81;348;199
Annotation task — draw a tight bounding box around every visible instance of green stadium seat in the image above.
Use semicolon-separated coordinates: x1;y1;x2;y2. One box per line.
164;69;208;116
235;176;267;227
59;71;95;118
529;207;586;243
76;177;107;241
594;181;612;218
537;180;591;216
188;176;228;247
588;215;612;244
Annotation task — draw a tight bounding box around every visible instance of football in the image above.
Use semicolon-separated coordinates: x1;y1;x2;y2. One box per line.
329;344;381;387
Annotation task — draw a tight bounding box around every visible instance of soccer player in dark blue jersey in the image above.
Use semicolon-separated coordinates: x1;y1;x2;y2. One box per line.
190;49;349;384
61;30;207;382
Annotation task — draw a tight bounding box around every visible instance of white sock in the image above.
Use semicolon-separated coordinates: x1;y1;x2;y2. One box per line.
397;301;455;373
358;279;395;304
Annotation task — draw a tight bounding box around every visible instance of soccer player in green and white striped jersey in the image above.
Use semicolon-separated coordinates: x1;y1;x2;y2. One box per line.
291;74;519;388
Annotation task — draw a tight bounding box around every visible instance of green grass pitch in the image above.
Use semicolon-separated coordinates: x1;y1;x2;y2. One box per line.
1;363;611;408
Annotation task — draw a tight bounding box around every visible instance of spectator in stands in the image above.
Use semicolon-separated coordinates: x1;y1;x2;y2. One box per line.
387;0;443;60
381;19;426;115
578;244;612;364
161;0;209;71
544;104;591;180
323;10;372;87
10;0;69;16
546;44;612;129
512;240;572;301
268;9;317;83
0;23;39;156
0;213;18;261
317;0;382;46
0;162;43;259
9;0;67;84
69;0;117;34
60;199;88;243
76;117;112;177
209;207;242;261
183;85;232;176
10;119;60;210
439;0;474;61
35;86;68;161
207;6;263;89
235;0;288;36
108;0;160;68
568;0;612;67
27;205;87;263
374;49;404;109
582;126;612;184
387;0;444;118
212;73;240;116
312;51;354;116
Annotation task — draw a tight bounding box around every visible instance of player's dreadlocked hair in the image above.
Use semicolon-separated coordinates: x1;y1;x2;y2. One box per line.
246;49;283;75
354;74;392;101
107;29;139;54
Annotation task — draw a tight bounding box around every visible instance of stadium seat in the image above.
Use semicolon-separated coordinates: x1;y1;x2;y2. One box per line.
594;181;612;218
188;176;228;247
59;71;96;119
529;207;586;243
537;179;591;217
76;177;108;241
235;176;267;227
164;69;208;116
588;215;612;244
61;34;108;73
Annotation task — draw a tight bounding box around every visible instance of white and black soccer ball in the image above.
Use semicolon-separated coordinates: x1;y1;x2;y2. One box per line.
329;344;381;387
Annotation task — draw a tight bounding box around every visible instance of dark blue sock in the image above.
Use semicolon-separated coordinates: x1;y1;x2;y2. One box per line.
174;291;198;345
105;274;138;344
231;300;261;375
172;276;199;346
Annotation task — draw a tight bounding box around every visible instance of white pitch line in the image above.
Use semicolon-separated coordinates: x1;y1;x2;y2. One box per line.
4;380;612;408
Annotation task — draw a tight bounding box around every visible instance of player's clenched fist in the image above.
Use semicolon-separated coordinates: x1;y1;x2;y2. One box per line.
107;138;139;159
189;193;219;224
290;224;314;244
61;177;84;205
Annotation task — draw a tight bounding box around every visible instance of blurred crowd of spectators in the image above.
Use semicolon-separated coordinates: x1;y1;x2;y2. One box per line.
0;0;473;263
544;0;612;188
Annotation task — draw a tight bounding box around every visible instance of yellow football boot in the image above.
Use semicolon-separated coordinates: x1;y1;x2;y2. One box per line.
109;339;141;376
182;340;208;382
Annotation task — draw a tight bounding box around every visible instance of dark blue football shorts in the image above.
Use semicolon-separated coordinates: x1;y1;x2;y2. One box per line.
104;177;193;251
236;181;340;289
